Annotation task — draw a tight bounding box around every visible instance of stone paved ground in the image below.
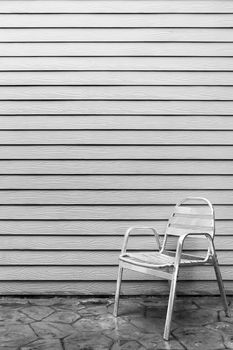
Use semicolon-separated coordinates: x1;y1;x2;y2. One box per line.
0;296;233;350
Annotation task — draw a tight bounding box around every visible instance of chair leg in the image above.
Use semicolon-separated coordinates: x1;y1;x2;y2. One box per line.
212;255;230;317
113;265;123;317
163;272;178;341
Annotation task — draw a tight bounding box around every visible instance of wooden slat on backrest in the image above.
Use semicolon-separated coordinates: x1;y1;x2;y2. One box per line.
166;199;214;240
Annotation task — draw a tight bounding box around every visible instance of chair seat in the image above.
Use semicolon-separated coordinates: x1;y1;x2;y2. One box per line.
120;251;204;269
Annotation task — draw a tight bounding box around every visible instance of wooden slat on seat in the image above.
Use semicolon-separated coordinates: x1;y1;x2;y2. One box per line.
121;252;205;268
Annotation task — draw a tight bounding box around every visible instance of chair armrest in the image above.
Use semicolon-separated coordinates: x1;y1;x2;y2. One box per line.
174;232;214;266
121;226;161;254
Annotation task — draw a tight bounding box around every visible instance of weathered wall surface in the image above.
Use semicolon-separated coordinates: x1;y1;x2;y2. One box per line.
0;0;233;294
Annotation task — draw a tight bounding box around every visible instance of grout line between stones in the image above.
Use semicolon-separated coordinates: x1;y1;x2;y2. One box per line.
170;330;188;350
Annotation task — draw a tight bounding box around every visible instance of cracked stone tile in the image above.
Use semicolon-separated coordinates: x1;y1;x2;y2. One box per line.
138;333;185;350
0;297;29;306
207;322;233;350
140;297;167;305
0;308;34;324
63;332;113;350
108;300;144;317
0;296;232;350
111;340;145;350
172;299;198;312
192;296;226;311
31;321;75;339
53;301;84;313
129;316;178;335
95;314;120;331
142;309;171;324
208;321;233;335
43;310;80;323
78;304;108;316
21;306;54;321
152;340;185;350
144;305;197;320
80;298;109;306
219;309;233;323
0;324;36;347
122;318;183;350
224;337;233;350
52;298;81;309
173;326;225;350
21;338;63;350
28;298;63;306
73;314;116;333
141;297;197;313
173;308;217;326
54;305;85;314
175;299;198;310
143;307;167;320
103;320;144;342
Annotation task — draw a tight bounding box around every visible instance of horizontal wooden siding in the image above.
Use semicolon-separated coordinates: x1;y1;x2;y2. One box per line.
0;0;232;295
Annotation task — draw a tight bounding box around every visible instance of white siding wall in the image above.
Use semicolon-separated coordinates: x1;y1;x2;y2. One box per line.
0;0;232;295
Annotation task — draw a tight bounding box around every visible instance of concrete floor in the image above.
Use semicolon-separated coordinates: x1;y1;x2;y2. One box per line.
0;296;232;350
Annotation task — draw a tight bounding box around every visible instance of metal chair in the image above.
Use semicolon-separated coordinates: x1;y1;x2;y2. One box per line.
113;197;230;340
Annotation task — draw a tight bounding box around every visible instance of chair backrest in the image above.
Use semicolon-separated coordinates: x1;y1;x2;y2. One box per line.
162;197;215;252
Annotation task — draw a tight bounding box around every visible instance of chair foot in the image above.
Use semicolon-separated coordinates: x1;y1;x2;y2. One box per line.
163;331;170;342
